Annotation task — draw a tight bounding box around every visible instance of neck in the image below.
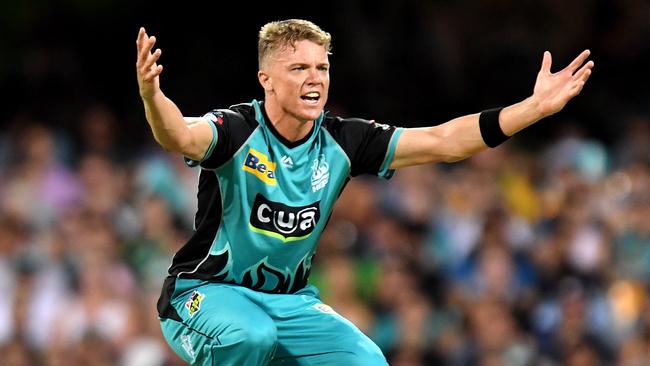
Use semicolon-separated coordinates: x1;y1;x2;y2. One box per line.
263;100;314;142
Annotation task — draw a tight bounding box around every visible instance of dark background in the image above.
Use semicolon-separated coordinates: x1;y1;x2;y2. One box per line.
2;0;648;149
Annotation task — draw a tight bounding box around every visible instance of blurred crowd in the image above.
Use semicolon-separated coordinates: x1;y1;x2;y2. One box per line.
0;105;649;366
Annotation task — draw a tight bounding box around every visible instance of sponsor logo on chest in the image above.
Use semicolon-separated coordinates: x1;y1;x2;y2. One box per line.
243;148;277;185
249;193;320;242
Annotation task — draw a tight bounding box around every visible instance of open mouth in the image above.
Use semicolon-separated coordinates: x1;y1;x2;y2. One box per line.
300;92;320;104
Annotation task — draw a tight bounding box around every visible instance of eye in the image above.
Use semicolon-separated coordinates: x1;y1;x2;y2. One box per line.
318;66;329;72
292;66;305;71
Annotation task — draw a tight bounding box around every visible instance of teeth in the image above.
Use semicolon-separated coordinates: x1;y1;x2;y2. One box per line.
305;92;319;98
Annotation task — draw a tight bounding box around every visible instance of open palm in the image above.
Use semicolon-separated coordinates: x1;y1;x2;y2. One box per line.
136;27;163;100
533;50;594;117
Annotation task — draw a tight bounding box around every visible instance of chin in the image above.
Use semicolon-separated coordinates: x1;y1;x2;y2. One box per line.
296;107;324;122
305;110;323;121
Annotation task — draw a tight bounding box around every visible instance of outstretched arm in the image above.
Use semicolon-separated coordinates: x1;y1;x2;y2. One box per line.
390;50;594;168
136;27;212;160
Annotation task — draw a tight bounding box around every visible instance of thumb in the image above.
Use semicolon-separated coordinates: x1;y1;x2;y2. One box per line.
540;51;552;74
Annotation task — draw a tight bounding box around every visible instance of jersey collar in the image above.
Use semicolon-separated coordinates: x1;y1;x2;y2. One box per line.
252;100;324;149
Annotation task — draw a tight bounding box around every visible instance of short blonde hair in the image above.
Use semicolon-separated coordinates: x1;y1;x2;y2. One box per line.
258;19;332;69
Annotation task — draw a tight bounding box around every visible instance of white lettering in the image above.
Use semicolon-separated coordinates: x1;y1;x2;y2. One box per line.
276;211;296;230
257;203;271;223
299;209;317;230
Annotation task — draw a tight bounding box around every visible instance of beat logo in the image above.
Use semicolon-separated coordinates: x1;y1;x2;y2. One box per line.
249;193;320;242
243;148;277;185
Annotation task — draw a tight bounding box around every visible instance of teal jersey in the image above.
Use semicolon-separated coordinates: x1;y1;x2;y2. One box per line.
158;100;402;320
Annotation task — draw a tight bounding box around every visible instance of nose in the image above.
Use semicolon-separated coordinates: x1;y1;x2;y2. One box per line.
306;67;322;85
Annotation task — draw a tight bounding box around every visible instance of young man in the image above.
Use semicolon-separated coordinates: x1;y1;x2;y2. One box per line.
136;19;593;365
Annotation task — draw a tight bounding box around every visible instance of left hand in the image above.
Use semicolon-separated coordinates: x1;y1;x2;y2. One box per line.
532;49;594;117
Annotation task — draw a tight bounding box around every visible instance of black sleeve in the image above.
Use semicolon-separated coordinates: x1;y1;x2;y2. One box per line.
184;108;255;170
324;117;403;178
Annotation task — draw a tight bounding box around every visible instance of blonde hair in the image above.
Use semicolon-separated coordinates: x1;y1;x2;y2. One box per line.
258;19;332;69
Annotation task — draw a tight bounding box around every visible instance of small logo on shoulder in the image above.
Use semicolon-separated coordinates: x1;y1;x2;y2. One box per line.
184;291;205;317
243;148;277;185
312;303;338;315
370;120;390;130
204;111;224;125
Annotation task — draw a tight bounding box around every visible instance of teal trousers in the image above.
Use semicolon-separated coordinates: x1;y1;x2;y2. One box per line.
160;279;387;365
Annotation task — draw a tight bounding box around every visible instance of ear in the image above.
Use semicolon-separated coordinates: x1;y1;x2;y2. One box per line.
258;70;273;93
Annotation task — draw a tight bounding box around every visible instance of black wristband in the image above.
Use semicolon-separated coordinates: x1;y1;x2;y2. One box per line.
479;107;509;148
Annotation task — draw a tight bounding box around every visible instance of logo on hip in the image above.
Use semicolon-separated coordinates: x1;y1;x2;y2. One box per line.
311;155;329;192
249;193;320;242
243;148;277;185
184;291;205;317
180;334;196;359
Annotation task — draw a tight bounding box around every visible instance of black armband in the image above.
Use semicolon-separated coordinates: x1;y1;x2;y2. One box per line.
479;107;509;148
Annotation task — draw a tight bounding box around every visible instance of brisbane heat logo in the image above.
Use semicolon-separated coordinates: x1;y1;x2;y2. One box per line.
249;193;320;242
311;154;329;192
243;148;277;185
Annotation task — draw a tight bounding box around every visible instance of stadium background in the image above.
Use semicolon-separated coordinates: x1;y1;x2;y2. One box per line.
1;0;649;364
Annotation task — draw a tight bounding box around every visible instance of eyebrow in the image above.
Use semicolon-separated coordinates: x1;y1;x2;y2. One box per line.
286;62;330;68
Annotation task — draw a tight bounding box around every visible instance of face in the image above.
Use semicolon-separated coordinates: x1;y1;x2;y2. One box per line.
259;39;330;123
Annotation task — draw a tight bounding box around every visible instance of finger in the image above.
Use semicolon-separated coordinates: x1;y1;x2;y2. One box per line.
572;60;594;82
570;81;586;97
540;51;552;74
138;34;156;65
570;71;592;96
137;27;145;45
143;48;162;70
136;28;148;64
138;29;150;54
579;68;592;84
143;64;163;82
564;49;591;74
136;27;144;58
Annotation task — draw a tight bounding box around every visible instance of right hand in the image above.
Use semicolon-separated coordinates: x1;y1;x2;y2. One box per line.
136;27;163;100
531;50;594;118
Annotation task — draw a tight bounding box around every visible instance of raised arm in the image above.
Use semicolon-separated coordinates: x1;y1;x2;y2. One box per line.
136;27;212;160
390;50;594;168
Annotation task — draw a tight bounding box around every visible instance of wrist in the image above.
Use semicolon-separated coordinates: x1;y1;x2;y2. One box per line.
140;89;164;104
479;108;510;148
526;95;548;121
498;96;546;137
